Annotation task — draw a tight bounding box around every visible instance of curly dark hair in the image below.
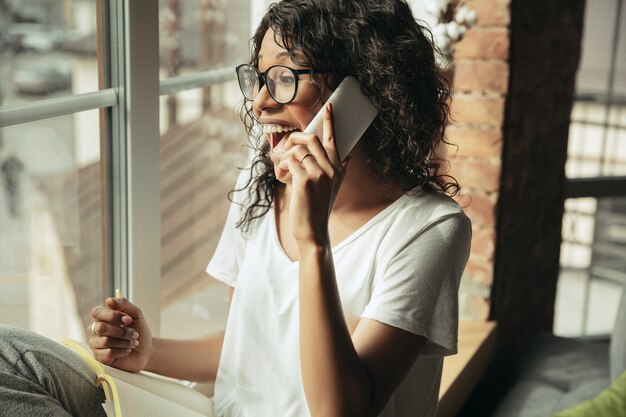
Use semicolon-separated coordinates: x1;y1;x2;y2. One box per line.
233;0;459;232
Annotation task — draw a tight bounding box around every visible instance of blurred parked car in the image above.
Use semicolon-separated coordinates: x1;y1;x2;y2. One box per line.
6;24;66;53
12;63;72;95
20;33;56;52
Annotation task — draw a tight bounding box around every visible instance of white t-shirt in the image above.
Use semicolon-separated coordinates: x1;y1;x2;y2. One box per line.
206;176;471;417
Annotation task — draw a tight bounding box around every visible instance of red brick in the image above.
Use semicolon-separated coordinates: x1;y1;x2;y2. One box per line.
454;27;509;59
453;59;509;94
451;94;505;127
459;191;496;227
468;0;511;26
446;126;503;159
452;159;501;193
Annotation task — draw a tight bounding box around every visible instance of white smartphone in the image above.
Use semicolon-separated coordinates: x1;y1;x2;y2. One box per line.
303;76;378;161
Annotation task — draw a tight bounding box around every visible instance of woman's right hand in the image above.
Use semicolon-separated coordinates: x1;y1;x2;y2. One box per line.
88;296;153;373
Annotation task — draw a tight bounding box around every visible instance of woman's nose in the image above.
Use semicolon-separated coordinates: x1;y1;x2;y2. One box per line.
252;84;281;114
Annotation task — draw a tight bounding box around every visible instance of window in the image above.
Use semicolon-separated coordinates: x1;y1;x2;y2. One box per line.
0;0;163;340
156;0;254;338
0;0;108;341
555;0;626;337
0;0;270;341
0;109;104;338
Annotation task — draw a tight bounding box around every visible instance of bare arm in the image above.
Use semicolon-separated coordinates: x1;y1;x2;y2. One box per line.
90;287;233;382
144;331;225;382
282;105;426;416
145;287;234;382
299;244;425;417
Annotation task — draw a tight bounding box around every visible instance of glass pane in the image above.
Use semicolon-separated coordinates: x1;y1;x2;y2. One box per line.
0;0;102;106
159;83;250;339
555;197;626;337
575;0;626;96
567;0;626;179
567;101;626;178
158;0;254;339
158;0;252;80
0;109;105;342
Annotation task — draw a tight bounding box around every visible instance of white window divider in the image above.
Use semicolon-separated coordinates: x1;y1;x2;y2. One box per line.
0;89;117;128
112;0;161;334
159;67;235;96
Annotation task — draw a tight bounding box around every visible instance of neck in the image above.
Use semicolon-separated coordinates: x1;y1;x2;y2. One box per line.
332;145;404;212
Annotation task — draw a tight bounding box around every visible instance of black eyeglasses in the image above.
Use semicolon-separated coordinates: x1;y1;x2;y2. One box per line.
235;64;325;104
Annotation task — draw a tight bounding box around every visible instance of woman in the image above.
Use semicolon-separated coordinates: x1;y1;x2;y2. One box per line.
0;1;470;416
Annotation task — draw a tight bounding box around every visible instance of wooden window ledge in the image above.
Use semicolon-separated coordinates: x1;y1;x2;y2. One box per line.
437;320;497;417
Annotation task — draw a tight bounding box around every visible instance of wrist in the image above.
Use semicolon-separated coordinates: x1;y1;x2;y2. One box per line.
295;221;330;246
297;238;331;261
143;338;159;372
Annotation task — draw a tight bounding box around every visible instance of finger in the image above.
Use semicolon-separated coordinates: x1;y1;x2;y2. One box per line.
91;305;133;327
280;144;324;179
278;143;325;177
89;335;139;350
280;143;310;162
89;321;138;340
286;132;334;176
286;155;308;183
278;144;309;170
93;347;132;365
105;296;143;322
298;152;325;180
323;103;341;167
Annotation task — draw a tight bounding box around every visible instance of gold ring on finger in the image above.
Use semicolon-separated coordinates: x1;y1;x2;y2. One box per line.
90;322;98;337
299;153;313;164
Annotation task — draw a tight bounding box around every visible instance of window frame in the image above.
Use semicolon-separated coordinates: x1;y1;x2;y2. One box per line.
558;0;626;337
0;0;240;335
0;0;162;333
113;0;161;332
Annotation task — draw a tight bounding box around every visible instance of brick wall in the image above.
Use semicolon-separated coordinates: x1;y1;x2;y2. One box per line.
451;0;586;412
447;0;511;321
450;0;585;354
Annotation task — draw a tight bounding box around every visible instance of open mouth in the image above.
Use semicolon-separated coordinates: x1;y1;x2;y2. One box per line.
263;124;299;149
271;132;286;148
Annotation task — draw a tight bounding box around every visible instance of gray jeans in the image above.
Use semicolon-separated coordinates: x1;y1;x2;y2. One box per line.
0;324;106;417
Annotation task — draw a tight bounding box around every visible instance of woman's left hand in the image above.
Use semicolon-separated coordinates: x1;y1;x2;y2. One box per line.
278;103;350;246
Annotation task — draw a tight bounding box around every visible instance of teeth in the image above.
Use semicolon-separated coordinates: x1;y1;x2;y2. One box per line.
262;124;297;133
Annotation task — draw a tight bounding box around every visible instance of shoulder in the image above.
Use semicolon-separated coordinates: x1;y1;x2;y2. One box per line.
372;188;471;262
393;188;470;234
371;190;471;273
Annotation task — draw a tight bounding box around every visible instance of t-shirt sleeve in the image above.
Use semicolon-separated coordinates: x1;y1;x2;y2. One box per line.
361;213;471;356
205;171;250;287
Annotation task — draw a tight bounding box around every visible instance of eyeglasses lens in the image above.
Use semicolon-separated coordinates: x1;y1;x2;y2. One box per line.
237;65;297;104
238;65;260;100
267;66;296;104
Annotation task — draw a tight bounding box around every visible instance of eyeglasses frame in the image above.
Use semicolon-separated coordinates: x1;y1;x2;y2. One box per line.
235;63;326;104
